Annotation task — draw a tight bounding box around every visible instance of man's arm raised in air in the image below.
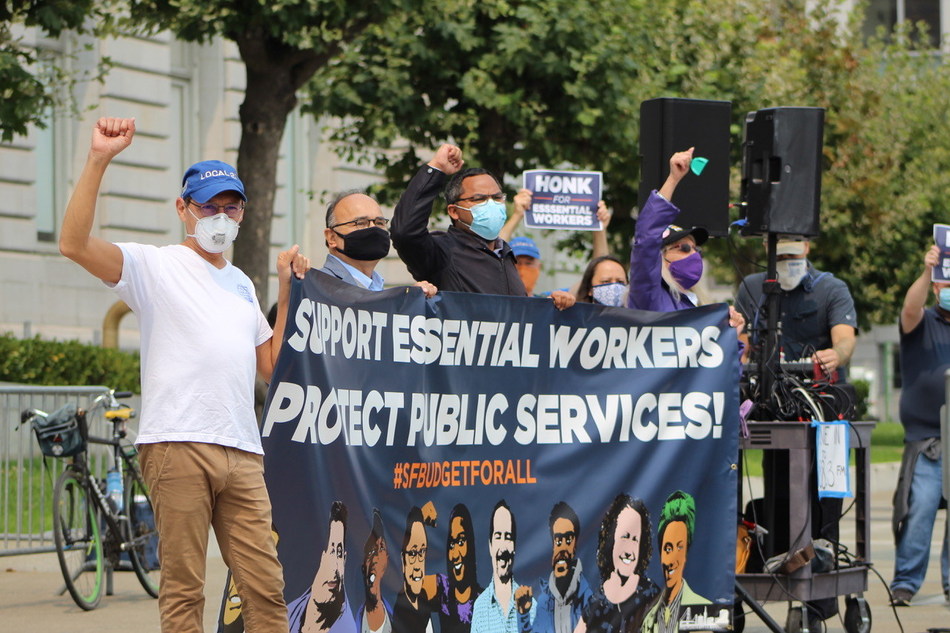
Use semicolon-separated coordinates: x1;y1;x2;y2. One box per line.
900;244;940;335
60;117;135;284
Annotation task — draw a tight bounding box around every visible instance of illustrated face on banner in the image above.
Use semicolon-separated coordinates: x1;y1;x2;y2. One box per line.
551;516;577;578
448;515;469;584
661;520;689;594
222;574;242;625
403;520;427;598
489;505;515;584
314;519;347;605
613;506;642;582
362;534;388;605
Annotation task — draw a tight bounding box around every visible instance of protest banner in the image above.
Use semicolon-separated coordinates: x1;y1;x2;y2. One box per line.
245;272;739;633
523;170;602;231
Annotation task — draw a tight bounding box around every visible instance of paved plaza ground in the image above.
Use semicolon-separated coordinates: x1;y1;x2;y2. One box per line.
1;462;947;632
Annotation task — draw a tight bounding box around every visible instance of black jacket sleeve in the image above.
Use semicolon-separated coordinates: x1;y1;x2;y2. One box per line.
391;165;449;283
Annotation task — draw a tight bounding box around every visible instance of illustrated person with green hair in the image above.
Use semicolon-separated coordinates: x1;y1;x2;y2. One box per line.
641;491;711;633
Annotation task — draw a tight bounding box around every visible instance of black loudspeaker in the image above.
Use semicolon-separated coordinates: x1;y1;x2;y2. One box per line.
740;107;824;237
638;98;732;236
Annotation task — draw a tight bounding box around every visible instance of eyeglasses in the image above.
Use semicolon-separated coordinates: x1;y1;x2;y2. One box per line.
404;546;427;563
329;217;391;230
454;193;507;205
663;243;702;255
189;200;245;219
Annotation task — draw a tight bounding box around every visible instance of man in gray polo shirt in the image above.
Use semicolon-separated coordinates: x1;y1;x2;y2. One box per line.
735;237;858;627
736;237;857;375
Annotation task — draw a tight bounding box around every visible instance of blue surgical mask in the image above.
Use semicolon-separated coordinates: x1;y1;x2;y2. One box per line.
456;199;507;241
591;282;628;307
939;288;950;311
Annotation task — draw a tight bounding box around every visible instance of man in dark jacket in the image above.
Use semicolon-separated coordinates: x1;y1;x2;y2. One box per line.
390;145;572;308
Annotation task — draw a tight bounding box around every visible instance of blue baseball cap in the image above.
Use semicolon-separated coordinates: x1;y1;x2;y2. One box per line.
509;236;541;260
181;160;246;203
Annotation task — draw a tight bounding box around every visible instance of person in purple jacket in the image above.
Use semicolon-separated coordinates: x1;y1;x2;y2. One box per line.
627;148;745;334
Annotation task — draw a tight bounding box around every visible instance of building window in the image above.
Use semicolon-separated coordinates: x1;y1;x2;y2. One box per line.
34;109;58;242
863;0;942;48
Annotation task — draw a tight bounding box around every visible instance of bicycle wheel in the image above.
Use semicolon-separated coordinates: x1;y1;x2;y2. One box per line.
53;467;103;610
125;471;160;598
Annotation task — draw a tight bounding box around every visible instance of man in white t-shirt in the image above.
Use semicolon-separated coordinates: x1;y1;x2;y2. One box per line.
60;117;309;633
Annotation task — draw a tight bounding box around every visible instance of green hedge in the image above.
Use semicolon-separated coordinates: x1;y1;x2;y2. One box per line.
0;333;140;393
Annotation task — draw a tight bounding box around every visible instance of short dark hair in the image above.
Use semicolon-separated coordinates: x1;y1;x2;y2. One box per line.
657;490;696;548
402;506;425;553
326;189;373;227
329;500;348;537
596;493;651;582
549;501;580;538
444;168;499;206
488;499;516;545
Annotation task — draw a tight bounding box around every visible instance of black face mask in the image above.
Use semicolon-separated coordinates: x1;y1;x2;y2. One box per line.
335;226;391;261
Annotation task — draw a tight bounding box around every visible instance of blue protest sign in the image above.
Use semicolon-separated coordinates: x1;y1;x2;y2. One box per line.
259;272;739;633
523;170;603;231
933;224;950;282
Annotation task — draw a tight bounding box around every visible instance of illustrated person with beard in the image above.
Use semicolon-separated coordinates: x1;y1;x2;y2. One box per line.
575;494;659;633
516;502;593;633
393;505;437;633
471;500;536;633
641;491;711;633
288;501;356;633
356;510;393;633
434;504;483;633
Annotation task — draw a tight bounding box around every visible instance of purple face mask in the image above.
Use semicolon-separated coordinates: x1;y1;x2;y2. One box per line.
667;251;703;289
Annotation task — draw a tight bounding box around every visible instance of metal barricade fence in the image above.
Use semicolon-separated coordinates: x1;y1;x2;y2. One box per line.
0;385;115;556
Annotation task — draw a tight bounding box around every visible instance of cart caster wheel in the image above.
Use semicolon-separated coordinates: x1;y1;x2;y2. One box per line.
732;600;745;633
785;605;806;633
844;595;871;633
786;605;823;633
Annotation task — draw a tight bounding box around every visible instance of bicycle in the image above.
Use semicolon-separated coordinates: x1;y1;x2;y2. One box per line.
21;389;160;610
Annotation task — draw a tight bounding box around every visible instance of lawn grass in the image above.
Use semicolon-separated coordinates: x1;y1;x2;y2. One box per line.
1;457;60;538
740;421;905;478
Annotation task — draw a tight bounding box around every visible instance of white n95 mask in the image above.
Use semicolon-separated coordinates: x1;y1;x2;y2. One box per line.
188;212;240;254
776;259;807;291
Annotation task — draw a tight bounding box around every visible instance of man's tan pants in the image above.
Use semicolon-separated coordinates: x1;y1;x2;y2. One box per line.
139;442;287;633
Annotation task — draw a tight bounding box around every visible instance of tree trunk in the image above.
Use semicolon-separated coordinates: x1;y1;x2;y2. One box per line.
231;29;325;308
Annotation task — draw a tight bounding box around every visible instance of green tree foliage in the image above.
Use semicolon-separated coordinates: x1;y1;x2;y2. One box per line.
0;0;103;141
125;0;401;306
313;0;950;327
0;333;140;392
311;0;651;212
704;1;950;327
